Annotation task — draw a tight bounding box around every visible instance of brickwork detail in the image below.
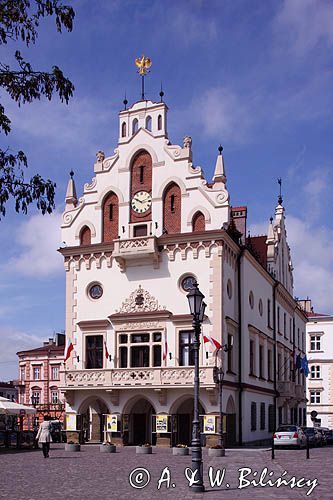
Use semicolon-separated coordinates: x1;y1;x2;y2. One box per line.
102;192;119;242
163;182;181;234
130;150;152;223
192;211;205;232
80;226;91;245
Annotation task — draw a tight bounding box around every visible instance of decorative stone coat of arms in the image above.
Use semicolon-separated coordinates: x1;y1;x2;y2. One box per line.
117;285;166;313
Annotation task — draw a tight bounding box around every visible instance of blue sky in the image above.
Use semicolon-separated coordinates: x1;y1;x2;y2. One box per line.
0;0;332;380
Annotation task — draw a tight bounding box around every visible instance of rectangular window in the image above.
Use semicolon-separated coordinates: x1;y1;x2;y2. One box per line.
51;391;58;404
310;335;321;351
51;366;59;380
32;391;40;404
310;391;321;404
170;194;175;213
153;345;161;367
260;402;265;430
120;346;128;368
277;307;280;333
20;367;25;381
227;333;233;372
179;331;195;366
86;335;103;369
277;353;282;381
109;203;113;221
131;346;149;367
131;333;150;343
297;328;300;347
139;165;144;183
259;345;264;378
301;331;305;351
249;340;255;375
290;360;293;381
310;365;321;379
268;405;275;432
118;332;162;368
33;367;41;381
267;349;272;381
267;299;271;328
289;318;292;342
133;224;147;237
251;402;257;431
283;313;287;337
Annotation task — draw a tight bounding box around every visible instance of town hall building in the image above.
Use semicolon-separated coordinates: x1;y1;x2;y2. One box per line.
59;76;307;446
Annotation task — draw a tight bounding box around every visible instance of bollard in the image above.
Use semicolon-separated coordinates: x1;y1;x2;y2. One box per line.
272;437;275;460
306;436;310;459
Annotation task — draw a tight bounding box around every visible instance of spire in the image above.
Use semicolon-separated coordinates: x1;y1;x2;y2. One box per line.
277;178;283;205
213;144;226;183
159;82;164;102
267;216;275;242
65;170;77;209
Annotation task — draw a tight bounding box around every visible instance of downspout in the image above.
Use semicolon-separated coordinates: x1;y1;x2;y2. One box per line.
237;247;245;445
273;281;278;429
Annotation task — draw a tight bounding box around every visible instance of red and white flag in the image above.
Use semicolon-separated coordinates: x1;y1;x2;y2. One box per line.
104;341;109;360
64;338;74;362
162;331;168;361
203;334;221;351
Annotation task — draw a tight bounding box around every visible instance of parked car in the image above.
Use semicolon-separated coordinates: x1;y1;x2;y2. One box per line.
323;429;333;444
273;425;307;449
317;428;328;446
301;427;322;447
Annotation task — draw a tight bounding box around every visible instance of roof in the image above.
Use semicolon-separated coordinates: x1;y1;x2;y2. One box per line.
231;206;247;212
17;344;64;357
248;235;267;268
306;312;330;318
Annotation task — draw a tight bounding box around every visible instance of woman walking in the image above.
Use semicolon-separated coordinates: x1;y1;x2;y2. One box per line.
36;415;52;458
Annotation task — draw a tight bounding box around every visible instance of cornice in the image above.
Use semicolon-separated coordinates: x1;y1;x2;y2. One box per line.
109;310;172;322
77;319;111;329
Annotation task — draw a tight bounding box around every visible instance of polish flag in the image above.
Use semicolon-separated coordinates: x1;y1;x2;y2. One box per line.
64;338;74;362
104;341;110;360
203;334;221;351
162;332;168;361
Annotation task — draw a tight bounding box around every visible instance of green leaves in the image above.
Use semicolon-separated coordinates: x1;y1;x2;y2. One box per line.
0;0;74;218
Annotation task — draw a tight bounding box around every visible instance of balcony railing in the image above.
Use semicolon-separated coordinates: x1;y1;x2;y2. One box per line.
112;236;159;270
277;381;295;398
60;366;215;389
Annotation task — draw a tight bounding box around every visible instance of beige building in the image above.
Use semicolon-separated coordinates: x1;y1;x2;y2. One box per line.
59;89;307;446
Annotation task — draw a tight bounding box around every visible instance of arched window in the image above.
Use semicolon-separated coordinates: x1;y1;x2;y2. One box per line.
121;122;126;137
157;114;162;130
163;182;181;234
130;150;152;223
192;211;205;232
80;225;91;245
102;191;119;242
145;116;152;131
132;118;139;135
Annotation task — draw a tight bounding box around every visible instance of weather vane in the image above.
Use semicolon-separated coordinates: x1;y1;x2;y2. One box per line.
135;54;152;100
277;178;283;205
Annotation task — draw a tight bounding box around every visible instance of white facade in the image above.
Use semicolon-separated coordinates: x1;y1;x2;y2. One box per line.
59;96;307;446
304;302;333;428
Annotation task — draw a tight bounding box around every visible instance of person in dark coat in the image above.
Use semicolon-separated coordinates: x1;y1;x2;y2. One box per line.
36;415;52;458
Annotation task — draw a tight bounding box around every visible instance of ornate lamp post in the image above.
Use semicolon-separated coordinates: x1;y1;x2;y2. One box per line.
187;281;206;493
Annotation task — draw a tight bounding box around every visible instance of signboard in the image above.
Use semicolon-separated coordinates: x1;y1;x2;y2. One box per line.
203;415;216;434
106;414;118;432
66;413;77;431
156;414;168;433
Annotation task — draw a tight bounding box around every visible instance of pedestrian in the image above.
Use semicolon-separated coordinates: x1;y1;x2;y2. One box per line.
36;415;52;458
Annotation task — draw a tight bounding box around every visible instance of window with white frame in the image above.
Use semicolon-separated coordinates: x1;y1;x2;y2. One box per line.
310;365;321;379
310;391;321;404
31;391;41;404
33;366;41;380
51;390;59;404
51;366;60;380
119;332;162;368
310;335;321;351
20;366;25;381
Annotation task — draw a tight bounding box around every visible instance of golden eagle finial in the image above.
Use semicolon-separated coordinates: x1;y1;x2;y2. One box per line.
135;55;152;76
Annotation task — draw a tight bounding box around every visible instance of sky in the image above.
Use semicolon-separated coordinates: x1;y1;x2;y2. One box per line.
0;0;332;380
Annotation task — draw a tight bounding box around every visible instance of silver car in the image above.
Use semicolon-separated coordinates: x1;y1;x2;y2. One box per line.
274;425;307;449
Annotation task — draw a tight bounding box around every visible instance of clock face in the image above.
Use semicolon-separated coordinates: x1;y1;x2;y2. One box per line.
131;191;152;214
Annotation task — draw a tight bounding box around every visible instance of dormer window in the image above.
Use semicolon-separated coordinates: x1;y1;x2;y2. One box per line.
145;116;152;131
132;118;139;135
157;114;162;130
121;122;126;137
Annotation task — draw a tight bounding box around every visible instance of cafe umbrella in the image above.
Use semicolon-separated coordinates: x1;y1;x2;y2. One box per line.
0;396;36;415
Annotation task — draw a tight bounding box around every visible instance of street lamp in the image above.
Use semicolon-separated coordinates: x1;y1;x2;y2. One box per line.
187;281;206;493
213;338;234;451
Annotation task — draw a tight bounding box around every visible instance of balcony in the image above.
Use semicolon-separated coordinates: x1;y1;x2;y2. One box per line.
60;366;215;390
112;236;159;271
277;381;295;399
295;384;305;400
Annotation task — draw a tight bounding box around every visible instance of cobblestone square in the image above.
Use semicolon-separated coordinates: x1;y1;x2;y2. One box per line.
1;444;332;500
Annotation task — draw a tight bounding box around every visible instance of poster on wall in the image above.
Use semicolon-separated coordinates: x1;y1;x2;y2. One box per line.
107;414;118;432
66;413;77;431
156;414;168;433
203;415;216;434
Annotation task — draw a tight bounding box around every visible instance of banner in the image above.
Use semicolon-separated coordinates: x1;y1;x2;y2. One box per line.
156;414;168;433
66;413;77;431
107;414;118;432
203;415;216;434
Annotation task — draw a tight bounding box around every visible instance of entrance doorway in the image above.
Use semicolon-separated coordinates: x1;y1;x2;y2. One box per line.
225;395;236;446
172;398;205;447
126;398;156;445
79;397;108;442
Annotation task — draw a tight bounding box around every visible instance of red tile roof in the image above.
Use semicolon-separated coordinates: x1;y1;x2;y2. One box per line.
17;345;64;356
248;235;267;268
231;206;247;212
306;312;329;318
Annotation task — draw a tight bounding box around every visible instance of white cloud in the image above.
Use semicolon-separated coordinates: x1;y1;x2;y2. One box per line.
274;0;333;55
251;215;333;314
6;211;63;277
0;327;46;381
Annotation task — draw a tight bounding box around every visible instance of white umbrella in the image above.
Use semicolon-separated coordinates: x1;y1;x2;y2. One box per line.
0;396;36;415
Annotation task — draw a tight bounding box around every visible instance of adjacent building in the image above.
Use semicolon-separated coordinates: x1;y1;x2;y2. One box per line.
0;381;17;401
301;299;333;428
16;333;65;422
59;89;307;446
